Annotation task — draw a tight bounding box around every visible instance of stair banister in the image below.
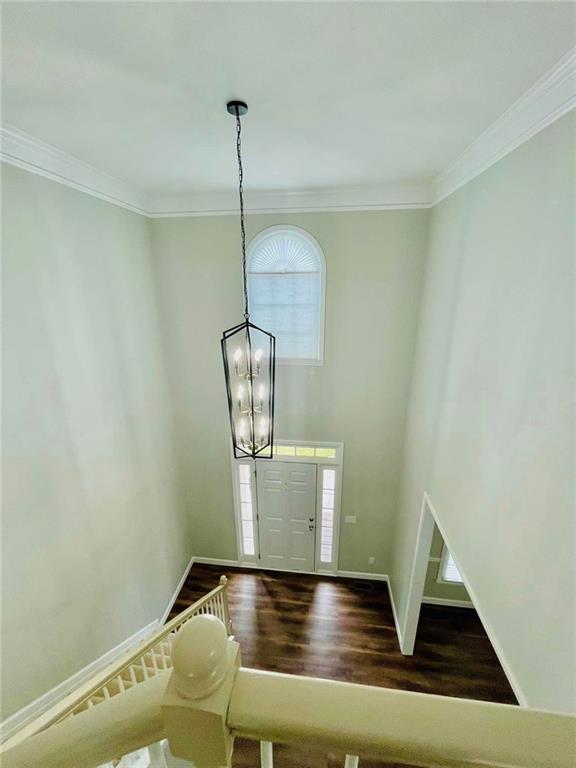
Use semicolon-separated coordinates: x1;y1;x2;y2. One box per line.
2;613;574;768
167;617;574;768
0;673;168;768
1;575;233;753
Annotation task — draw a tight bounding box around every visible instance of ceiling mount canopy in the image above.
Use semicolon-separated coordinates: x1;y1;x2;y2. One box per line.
221;100;276;460
226;100;248;117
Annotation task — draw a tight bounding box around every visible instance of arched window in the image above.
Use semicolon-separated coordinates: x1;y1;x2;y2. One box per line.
247;226;325;363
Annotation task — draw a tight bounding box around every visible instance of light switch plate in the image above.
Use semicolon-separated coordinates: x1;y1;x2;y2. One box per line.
344;515;357;524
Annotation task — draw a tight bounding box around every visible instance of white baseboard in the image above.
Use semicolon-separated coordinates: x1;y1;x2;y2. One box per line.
0;619;159;744
192;557;391;584
160;554;195;625
422;597;475;609
193;557;325;579
192;556;240;568
336;570;389;582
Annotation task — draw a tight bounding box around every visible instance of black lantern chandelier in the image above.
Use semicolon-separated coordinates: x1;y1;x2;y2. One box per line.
221;101;276;459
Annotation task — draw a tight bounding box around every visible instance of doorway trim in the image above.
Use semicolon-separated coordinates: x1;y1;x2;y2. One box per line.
401;494;436;655
229;439;344;575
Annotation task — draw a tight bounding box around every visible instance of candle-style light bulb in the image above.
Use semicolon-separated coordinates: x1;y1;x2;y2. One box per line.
234;348;242;375
258;384;265;409
237;384;244;412
238;419;247;447
254;348;263;375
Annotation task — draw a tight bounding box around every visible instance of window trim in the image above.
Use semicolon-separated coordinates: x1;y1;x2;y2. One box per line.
247;225;326;366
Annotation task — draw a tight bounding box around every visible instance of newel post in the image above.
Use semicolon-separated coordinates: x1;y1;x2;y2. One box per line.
162;614;240;767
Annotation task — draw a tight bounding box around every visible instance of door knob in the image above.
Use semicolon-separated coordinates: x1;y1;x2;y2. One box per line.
309;518;314;522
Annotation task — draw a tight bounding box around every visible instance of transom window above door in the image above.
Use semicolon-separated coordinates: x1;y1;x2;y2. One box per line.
247;226;326;364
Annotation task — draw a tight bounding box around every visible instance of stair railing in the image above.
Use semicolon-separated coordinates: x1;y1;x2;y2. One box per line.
1;612;574;768
0;576;232;753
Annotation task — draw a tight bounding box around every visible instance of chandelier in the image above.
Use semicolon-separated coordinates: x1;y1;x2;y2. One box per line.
221;101;276;459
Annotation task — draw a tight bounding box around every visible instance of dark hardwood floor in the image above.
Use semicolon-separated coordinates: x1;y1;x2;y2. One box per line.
169;564;516;767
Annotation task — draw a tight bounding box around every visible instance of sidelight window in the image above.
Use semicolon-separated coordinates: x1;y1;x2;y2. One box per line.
319;469;336;563
237;463;256;557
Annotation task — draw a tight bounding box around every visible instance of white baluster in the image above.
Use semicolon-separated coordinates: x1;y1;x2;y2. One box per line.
129;666;137;686
218;594;225;623
344;756;359;768
260;740;273;768
148;741;169;768
219;575;232;634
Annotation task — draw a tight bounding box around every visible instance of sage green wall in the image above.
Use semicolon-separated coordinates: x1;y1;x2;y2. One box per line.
1;164;189;717
390;112;575;712
151;210;429;574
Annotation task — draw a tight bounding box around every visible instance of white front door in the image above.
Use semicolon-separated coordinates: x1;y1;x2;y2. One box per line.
256;461;317;571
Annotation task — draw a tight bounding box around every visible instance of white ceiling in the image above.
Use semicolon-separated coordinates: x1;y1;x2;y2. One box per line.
2;1;575;206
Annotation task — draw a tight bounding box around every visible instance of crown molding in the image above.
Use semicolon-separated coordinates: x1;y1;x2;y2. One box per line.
2;47;575;216
0;125;431;214
0;123;147;215
432;47;576;204
145;184;433;217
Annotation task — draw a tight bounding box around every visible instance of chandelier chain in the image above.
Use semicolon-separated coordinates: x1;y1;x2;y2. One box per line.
235;109;249;320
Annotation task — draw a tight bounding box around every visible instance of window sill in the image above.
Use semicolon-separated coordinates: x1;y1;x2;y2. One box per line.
276;358;325;367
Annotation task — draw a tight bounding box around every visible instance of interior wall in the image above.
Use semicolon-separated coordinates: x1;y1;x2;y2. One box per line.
4;110;571;719
1;165;189;718
151;210;429;574
390;112;575;713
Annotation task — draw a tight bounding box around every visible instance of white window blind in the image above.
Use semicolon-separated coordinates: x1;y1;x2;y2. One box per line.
248;228;324;362
319;468;336;563
238;463;255;557
440;551;464;583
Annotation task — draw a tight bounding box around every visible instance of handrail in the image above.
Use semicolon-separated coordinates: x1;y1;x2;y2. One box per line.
0;576;231;751
228;668;575;768
3;661;574;768
0;674;167;768
2;614;574;768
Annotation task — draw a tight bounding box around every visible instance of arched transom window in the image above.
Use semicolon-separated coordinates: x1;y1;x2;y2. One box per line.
247;226;325;363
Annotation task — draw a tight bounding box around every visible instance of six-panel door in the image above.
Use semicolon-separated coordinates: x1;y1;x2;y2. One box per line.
256;461;317;571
